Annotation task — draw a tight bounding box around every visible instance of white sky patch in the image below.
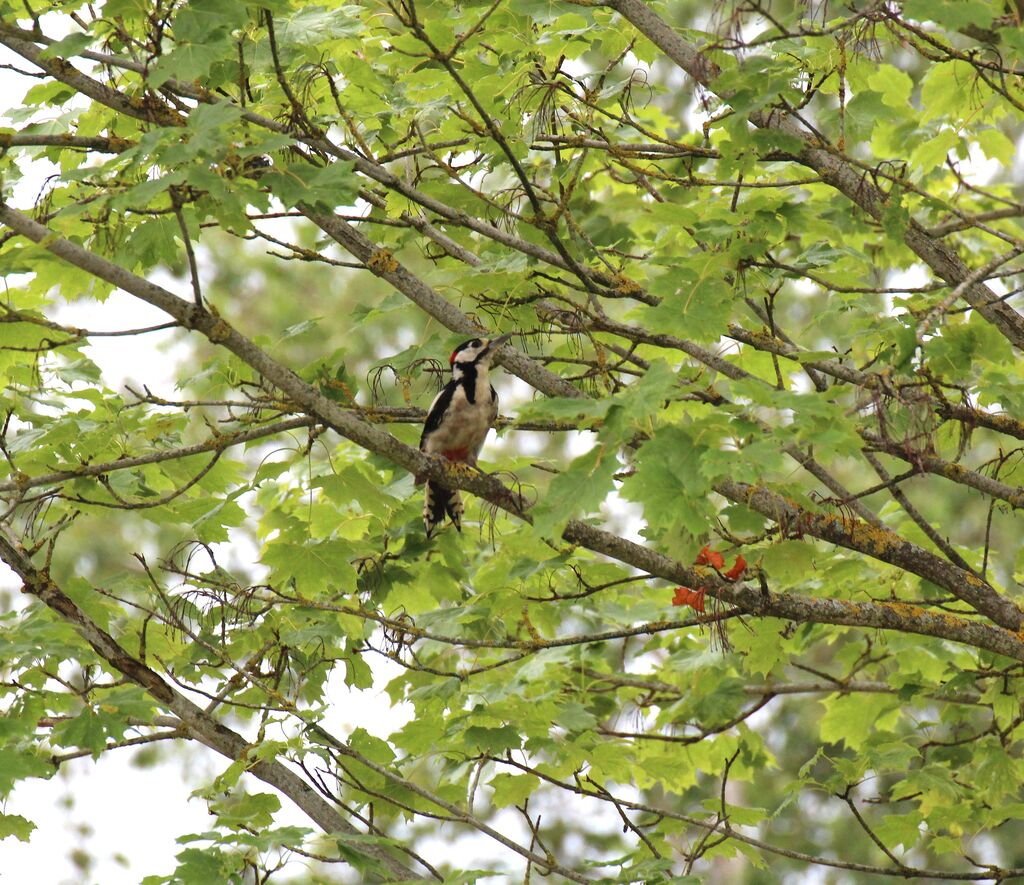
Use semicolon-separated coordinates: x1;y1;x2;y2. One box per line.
53;287;192;393
961;140;1002;187
887;264;931;315
4;737;219;884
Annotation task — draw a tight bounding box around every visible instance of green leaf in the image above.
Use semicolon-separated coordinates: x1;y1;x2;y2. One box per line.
461;725;521;753
39;32;95;59
172;0;250;42
531;444;619;538
972;738;1019;798
701;799;767;826
873;810;923;852
489;773;539;808
866;64;914;110
261;540;359;590
904;0;995;30
601;359;680;442
640;256;735;344
273;5;368;45
52;709;111;758
729;619;788;676
0;813;36;843
0;747;52;795
819;694;899;750
263;160;359;212
910;128;958;175
975;128;1015;164
759;541;819;583
186;101;244;155
554;701;598;733
349;727;397;765
620;425;715;543
147;39;233;90
168;847;244;884
514;397;609;427
210;792;281;829
919;60;978;122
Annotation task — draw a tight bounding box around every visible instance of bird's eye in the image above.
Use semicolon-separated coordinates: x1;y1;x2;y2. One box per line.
470;338;480;348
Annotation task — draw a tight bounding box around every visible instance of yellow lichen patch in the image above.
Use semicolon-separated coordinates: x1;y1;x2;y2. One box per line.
734;484;758;504
367;249;399;274
984;412;1024;437
51;58;76;76
611;274;643;298
738;325;782;348
843;518;899;556
886;601;931;621
207;319;233;343
447;461;479;479
691;566;716;583
212;430;241;449
323;378;355;404
961;573;1024;614
935;610;971;629
107;135;133;152
962;574;988;592
521;608;542;643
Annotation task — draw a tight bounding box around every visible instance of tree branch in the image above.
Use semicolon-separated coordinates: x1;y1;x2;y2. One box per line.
3;201;1022;655
604;0;1024;350
0;528;430;883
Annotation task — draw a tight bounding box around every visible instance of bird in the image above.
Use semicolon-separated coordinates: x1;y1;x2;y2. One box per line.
418;333;512;537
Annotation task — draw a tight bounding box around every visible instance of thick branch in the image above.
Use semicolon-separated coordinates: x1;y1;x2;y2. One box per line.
562;521;1024;659
716;480;1021;630
3;203;1022;655
0;132;132;152
0;28;184;127
861;431;1024;510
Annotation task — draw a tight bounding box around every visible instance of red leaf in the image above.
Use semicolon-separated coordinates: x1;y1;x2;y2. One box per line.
724;554;747;581
671;586;705;613
695;544;724;570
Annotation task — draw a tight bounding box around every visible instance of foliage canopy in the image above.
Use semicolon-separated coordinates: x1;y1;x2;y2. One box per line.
1;0;1024;881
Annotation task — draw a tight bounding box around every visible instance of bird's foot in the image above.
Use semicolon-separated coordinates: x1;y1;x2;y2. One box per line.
447;460;482;480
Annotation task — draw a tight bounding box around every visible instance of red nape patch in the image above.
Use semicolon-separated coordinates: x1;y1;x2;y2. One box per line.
443;448;469;461
450;348;459;365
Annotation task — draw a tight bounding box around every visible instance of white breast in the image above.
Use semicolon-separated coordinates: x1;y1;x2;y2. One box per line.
422;377;498;458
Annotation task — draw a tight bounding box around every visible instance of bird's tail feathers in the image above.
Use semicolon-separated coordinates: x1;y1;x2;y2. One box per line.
424;482;463;537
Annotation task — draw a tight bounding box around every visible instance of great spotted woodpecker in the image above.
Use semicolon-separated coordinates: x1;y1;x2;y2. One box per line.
418;333;512;537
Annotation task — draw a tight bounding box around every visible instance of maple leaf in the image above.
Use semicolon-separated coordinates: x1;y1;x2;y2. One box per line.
695;544;724;570
671;586;705;613
724;554;747;581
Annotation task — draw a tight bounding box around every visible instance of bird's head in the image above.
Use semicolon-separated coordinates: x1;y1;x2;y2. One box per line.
449;333;512;377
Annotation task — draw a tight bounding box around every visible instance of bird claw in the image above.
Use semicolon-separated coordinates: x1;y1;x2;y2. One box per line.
447;460;481;479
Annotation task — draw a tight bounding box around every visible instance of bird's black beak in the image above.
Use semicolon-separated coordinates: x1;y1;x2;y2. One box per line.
485;332;513;353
